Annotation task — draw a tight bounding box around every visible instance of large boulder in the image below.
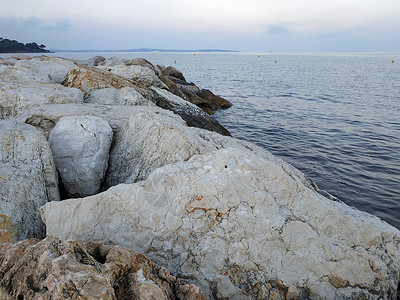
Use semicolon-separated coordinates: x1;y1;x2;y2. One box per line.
156;66;232;115
0;81;84;119
162;66;186;81
62;65;142;93
0;56;76;84
84;87;155;106
125;57;157;72
150;87;230;136
49;115;113;198
0;237;205;300
103;108;213;189
0;121;59;243
69;55;106;67
100;64;167;89
196;89;233;111
41;122;400;299
17;104;166;138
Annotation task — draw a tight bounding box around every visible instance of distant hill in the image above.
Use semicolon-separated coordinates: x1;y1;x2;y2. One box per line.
52;48;238;53
0;38;51;53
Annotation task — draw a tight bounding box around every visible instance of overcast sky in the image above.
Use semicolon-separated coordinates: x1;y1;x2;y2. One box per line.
1;0;399;52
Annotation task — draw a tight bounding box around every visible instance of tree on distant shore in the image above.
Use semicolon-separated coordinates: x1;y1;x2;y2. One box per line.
0;38;51;53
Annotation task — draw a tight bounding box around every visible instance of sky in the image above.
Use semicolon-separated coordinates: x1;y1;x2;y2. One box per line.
1;0;399;52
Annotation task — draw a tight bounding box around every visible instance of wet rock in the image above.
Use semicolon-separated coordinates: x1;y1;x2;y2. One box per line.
171;105;231;136
0;121;59;243
158;74;179;91
196;89;232;111
0;237;205;300
49;115;113;198
162;66;186;81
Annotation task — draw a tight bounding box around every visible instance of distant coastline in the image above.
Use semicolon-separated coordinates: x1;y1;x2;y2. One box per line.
0;38;51;53
51;48;239;53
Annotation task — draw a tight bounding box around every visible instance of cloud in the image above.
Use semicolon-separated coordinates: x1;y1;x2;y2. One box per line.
43;18;71;31
0;16;41;29
0;16;71;32
265;25;289;35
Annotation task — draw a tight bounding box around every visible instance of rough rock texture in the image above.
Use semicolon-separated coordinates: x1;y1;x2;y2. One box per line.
156;65;232;115
125;58;157;72
151;87;230;136
0;237;205;300
17;104;165;138
103;108;243;190
100;64;167;88
0;56;76;84
62;65;141;93
196;89;233;111
70;55;106;67
99;56;127;67
61;65;230;135
171;105;231;136
84;87;154;106
162;66;186;81
41;114;400;299
103;109;213;189
49;115;113;198
0;121;59;243
0;81;84;119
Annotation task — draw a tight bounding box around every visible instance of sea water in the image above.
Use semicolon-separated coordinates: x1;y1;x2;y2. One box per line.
2;51;399;229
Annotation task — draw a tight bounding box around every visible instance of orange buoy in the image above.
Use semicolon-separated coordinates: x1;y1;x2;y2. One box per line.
275;60;277;63
392;60;395;63
174;60;176;63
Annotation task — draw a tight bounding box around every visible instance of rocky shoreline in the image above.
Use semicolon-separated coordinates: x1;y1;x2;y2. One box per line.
1;55;400;299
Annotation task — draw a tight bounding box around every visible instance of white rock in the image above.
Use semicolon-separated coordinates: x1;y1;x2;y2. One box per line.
104;108;209;188
0;121;59;243
99;65;167;89
0;81;84;119
41;117;400;299
100;57;126;66
18;104;172;138
84;87;155;106
0;56;76;84
49;115;113;198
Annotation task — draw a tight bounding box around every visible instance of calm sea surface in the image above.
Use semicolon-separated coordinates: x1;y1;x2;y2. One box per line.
3;52;400;229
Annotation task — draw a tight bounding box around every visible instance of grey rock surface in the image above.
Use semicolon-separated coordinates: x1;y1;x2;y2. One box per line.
84;86;155;106
0;81;84;119
100;64;167;89
49;115;113;198
18;104;173;138
0;56;76;84
0;121;59;243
